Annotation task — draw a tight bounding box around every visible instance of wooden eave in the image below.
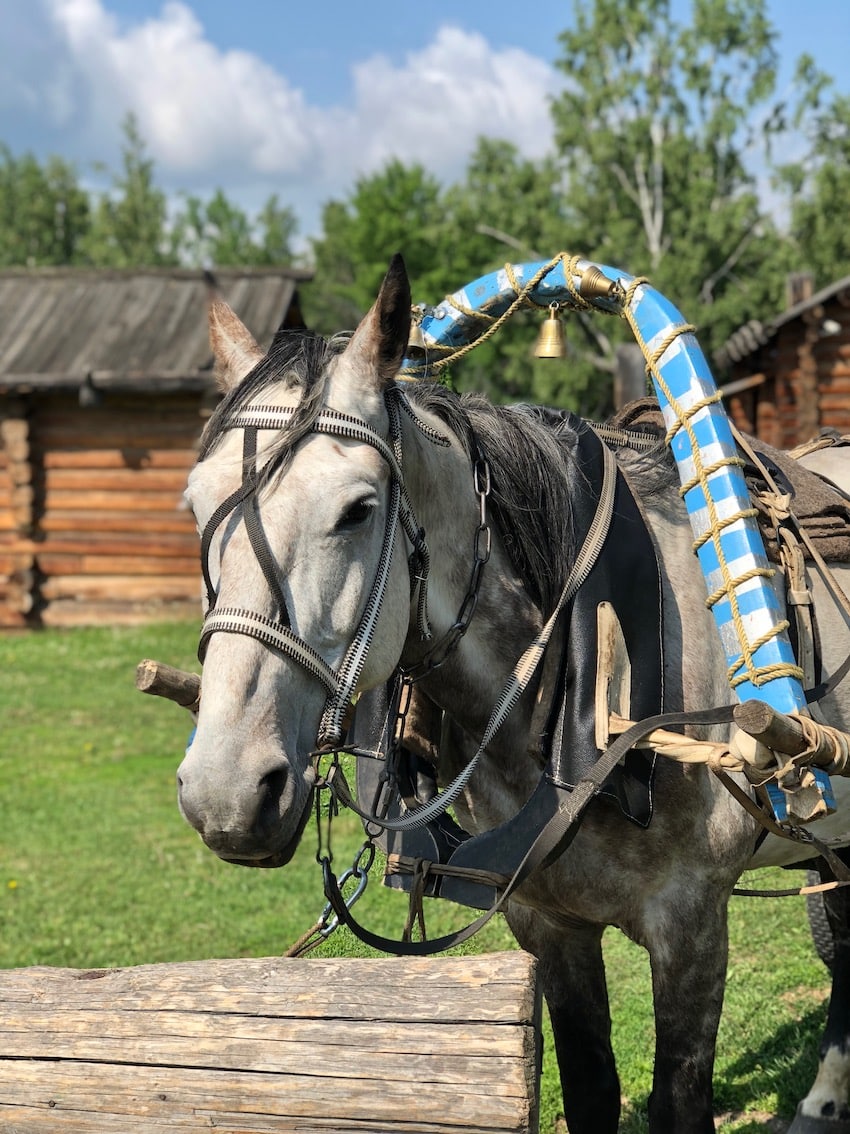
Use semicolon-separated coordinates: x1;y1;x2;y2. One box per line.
0;265;312;394
716;274;850;371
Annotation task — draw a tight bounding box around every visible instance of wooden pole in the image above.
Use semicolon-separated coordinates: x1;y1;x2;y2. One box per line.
135;659;200;713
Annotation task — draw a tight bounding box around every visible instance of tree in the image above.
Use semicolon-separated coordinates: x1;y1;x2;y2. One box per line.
306;160;446;332
172;190;297;268
80;115;174;267
0;121;303;274
437;139;602;407
305;146;588;405
547;0;812;400
0;147;89;266
779;80;850;288
440;138;565;274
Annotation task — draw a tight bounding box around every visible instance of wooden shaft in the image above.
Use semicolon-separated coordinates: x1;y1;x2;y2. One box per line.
135;658;200;712
733;699;810;756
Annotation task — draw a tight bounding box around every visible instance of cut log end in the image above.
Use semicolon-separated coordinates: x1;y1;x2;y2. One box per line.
135;658;200;712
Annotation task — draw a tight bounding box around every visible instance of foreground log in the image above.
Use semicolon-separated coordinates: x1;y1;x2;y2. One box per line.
0;952;541;1134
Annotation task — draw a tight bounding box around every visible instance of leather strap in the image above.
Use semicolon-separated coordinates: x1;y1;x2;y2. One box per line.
323;703;741;955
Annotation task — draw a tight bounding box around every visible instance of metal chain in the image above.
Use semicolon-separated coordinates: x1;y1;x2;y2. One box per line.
284;840;375;957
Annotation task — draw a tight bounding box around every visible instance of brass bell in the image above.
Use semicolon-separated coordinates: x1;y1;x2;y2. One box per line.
533;303;568;359
407;308;427;356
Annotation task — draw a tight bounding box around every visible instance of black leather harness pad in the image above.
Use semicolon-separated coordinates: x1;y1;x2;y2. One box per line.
542;423;664;827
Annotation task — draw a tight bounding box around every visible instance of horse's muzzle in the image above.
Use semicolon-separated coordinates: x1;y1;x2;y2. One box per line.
176;748;313;867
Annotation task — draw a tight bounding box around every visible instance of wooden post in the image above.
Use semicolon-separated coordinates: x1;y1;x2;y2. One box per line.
135;658;201;712
614;343;646;411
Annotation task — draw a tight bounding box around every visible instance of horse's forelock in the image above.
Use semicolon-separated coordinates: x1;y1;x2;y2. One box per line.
199;331;347;465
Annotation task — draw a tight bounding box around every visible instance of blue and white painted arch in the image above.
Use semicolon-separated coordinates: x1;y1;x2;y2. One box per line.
403;253;806;717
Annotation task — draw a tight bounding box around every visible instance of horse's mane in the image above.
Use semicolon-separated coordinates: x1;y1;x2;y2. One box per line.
405;384;583;613
199;330;673;616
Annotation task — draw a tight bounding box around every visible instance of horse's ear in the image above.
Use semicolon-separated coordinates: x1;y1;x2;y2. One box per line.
342;253;411;388
208;298;264;392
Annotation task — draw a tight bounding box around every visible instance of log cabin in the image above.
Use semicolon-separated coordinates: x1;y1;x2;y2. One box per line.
0;266;311;627
716;272;850;448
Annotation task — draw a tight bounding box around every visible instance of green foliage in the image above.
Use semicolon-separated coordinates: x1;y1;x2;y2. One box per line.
438;140;601;407
548;0;804;373
305;142;601;407
306;159;447;332
0;116;298;273
779;90;850;288
172;189;297;267
80;114;175;267
440;138;565;275
0;146;90;266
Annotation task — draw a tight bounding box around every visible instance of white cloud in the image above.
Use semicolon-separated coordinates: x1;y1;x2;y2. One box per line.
342;27;557;175
1;0;559;234
47;0;319;173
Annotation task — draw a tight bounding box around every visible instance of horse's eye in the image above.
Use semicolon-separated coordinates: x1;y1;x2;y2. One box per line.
336;499;374;531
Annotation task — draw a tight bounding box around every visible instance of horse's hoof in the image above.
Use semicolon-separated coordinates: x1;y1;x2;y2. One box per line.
788;1103;850;1133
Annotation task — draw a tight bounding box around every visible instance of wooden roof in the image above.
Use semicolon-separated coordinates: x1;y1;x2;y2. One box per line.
0;265;312;393
715;273;850;370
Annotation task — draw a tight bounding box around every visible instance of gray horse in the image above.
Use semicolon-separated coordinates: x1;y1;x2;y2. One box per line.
177;256;850;1132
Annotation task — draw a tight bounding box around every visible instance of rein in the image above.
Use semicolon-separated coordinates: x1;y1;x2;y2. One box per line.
197;376;629;954
324;439;619;837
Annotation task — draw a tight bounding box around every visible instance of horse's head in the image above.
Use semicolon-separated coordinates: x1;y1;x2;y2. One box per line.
177;256;421;866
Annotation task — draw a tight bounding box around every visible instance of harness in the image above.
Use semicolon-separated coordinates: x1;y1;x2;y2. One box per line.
196;379;669;953
187;253;850;954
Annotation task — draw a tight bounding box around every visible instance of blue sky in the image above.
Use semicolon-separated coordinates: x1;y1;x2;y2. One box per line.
1;0;848;241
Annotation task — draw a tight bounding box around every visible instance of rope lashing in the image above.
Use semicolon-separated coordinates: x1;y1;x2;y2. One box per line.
400;253;595;377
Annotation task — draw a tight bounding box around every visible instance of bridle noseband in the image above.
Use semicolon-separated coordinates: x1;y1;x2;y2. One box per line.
197;390;442;747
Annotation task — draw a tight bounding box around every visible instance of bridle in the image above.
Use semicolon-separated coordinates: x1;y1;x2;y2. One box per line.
194;386;636;954
197;388;448;748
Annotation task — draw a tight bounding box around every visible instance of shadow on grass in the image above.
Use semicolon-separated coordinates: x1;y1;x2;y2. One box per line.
718;1003;825;1119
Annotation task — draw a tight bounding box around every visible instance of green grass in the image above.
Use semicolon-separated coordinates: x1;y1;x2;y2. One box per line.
0;622;833;1131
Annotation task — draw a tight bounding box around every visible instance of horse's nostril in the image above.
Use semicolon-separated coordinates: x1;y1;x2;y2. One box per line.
257;766;288;830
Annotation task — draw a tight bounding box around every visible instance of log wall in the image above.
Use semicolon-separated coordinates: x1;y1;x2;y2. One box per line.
724;292;850;449
0;397;36;626
0;389;208;627
0;951;541;1134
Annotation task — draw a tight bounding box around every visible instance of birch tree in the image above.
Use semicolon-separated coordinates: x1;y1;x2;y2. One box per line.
550;0;807;364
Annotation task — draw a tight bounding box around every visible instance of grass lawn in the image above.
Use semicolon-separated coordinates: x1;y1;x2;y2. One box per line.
0;621;833;1132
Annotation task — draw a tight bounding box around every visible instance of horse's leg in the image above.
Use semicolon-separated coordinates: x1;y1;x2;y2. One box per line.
791;856;850;1133
505;904;620;1134
643;895;729;1134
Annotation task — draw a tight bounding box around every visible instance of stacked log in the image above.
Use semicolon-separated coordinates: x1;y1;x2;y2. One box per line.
0;952;542;1134
721;289;850;450
0;399;35;625
28;391;204;627
818;336;850;436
